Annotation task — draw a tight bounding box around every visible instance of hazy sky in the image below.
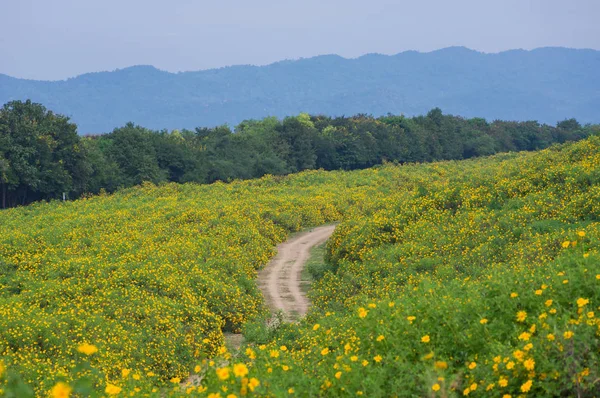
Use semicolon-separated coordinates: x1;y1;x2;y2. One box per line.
2;0;599;80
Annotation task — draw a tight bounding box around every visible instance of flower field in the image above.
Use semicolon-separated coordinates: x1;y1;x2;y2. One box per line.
1;136;600;396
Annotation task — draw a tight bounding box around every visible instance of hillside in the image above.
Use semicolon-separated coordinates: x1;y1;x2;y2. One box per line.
1;136;599;396
1;47;599;133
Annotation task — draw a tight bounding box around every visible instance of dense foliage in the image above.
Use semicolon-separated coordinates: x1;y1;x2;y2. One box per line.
1;136;599;396
2;100;597;208
1;47;599;133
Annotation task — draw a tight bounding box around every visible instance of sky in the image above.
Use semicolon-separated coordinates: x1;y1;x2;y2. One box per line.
1;0;599;81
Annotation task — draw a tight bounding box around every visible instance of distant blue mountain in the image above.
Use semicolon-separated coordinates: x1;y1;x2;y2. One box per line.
1;47;599;134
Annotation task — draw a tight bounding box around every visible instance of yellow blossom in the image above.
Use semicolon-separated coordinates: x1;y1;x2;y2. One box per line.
434;361;448;370
216;367;230;380
577;298;589;307
248;378;260;392
105;384;122;396
521;380;533;392
51;382;72;398
233;363;248;378
77;343;98;355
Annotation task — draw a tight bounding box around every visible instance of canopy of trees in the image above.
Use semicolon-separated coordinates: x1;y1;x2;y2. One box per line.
1;100;598;208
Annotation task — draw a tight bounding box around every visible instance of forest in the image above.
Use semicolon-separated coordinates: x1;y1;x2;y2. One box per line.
0;99;597;208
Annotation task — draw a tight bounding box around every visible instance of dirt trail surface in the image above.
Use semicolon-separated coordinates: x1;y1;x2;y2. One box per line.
258;225;336;321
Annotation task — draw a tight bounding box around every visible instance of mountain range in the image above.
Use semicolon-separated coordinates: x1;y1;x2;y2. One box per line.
1;46;599;134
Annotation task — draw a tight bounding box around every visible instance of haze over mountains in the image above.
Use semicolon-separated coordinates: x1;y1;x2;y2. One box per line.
1;46;599;134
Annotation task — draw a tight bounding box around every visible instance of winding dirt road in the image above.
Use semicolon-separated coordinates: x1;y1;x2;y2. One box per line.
258;225;336;321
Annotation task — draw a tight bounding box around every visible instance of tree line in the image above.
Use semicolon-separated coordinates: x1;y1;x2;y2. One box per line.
1;100;597;208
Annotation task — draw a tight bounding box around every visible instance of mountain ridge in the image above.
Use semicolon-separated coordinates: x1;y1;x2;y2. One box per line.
1;46;599;133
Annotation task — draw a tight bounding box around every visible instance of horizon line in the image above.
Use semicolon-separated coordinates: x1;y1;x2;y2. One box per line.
1;45;597;83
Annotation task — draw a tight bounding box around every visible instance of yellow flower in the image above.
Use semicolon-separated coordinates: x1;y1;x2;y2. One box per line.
280;345;287;351
368;303;376;308
288;388;295;394
362;360;369;367
587;311;594;318
350;355;358;362
432;383;441;391
374;355;382;363
513;350;524;361
516;311;527;322
121;369;131;378
358;308;368;318
524;358;535;370
51;382;72;398
335;371;342;379
233;363;248;378
270;350;280;358
407;316;416;323
577;298;589;307
313;324;320;331
468;362;477;369
524;343;533;351
562;241;570;248
547;333;555;341
208;394;221;398
248;378;260;391
499;377;508;387
321;347;330;356
503;395;512;398
77;343;98;355
194;365;201;373
520;380;533;392
376;335;385;342
0;360;5;377
388;301;395;307
170;377;181;383
535;290;542;295
518;332;531;341
507;361;515;369
216;367;230;380
545;299;553;307
245;348;256;360
510;292;518;298
282;365;289;371
105;384;122;396
577;231;585;237
434;361;448;370
480;318;488;324
563;331;574;339
421;335;430;343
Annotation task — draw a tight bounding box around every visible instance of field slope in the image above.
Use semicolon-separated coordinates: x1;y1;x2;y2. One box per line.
0;136;599;396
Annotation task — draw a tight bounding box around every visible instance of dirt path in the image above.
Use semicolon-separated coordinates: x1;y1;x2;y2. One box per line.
258;225;336;321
